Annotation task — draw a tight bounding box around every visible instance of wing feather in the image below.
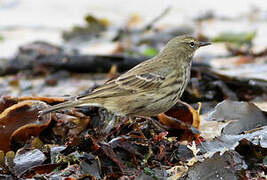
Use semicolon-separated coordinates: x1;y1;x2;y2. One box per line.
116;73;165;90
77;72;165;101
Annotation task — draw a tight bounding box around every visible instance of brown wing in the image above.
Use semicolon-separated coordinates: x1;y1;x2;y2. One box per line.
77;72;165;101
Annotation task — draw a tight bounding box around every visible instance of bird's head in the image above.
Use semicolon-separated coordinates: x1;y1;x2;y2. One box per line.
159;35;211;62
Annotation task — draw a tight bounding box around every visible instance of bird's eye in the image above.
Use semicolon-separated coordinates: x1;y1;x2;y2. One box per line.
189;42;195;48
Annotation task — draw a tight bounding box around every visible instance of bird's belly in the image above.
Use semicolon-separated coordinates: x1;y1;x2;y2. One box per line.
103;87;179;117
136;96;177;116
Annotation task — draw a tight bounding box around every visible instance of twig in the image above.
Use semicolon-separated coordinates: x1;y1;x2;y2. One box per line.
143;6;171;32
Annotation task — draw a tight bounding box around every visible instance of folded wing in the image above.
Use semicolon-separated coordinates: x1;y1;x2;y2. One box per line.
77;72;166;101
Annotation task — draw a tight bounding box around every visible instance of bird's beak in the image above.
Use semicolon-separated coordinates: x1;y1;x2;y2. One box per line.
199;41;211;47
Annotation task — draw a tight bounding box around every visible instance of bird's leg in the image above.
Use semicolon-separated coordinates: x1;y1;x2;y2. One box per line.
129;116;147;140
146;117;166;132
103;116;125;139
136;116;166;132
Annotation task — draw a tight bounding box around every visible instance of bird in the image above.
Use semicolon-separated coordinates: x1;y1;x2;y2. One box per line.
39;35;210;118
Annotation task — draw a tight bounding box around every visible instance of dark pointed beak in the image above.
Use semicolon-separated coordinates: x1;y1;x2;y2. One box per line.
199;41;211;47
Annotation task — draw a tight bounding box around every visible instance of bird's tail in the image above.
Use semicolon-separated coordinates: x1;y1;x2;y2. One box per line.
39;99;93;116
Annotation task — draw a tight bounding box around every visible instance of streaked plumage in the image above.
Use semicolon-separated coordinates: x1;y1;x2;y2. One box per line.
39;36;210;117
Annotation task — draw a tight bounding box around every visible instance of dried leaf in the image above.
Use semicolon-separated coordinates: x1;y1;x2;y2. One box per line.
14;149;46;176
182;151;246;180
207;100;267;135
0;100;51;152
100;143;126;171
19;163;62;178
157;101;201;140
